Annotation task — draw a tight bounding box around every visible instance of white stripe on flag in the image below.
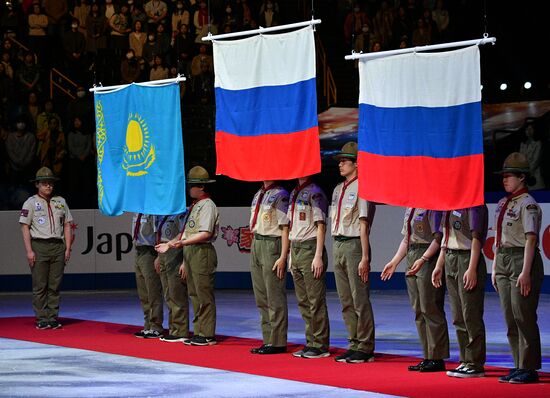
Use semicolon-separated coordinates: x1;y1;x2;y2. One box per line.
213;26;316;90
359;45;481;108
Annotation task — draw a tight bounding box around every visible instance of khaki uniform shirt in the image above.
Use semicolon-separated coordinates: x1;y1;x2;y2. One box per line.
155;213;186;243
181;197;219;242
496;192;542;248
441;205;488;250
401;208;442;244
288;182;328;242
250;186;289;236
330;178;374;237
19;195;73;239
132;213;156;246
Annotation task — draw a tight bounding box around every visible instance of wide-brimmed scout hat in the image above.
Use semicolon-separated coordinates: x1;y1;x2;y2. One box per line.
495;152;531;175
30;167;59;182
187;166;216;184
333;141;358;161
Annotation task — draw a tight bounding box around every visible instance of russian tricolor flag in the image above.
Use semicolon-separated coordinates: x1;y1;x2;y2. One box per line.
213;26;321;181
358;46;484;210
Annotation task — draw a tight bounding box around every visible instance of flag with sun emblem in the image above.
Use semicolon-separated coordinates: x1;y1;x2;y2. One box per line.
93;82;186;216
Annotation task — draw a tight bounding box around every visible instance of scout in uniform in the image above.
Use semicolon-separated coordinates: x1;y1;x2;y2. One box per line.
288;175;330;359
381;208;449;372
492;152;544;384
132;213;164;338
19;167;73;330
156;212;190;342
249;181;290;355
158;166;219;346
331;142;376;364
432;205;488;378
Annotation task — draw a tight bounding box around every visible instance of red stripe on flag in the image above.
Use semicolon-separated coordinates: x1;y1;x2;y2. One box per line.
215;127;321;181
358;151;485;210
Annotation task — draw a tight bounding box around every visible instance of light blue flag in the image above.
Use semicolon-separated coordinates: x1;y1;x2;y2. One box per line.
94;83;186;216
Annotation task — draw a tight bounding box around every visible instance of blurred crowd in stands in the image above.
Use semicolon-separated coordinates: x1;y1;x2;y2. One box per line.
0;0;548;210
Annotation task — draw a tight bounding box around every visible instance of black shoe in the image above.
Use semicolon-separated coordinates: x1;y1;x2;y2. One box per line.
36;321;51;330
302;347;330;359
292;346;312;358
142;330;163;339
49;321;62;329
335;349;356;363
408;360;429;371
188;335;217;346
498;368;520;383
250;344;268;354
419;359;446;372
257;345;286;355
345;351;374;364
509;369;539;384
160;335;188;342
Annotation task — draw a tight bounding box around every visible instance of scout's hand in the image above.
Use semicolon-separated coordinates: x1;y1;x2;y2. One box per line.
311;255;324;279
463;268;477;291
154;257;161;274
179;262;188;281
491;265;498;293
380;262;396;281
516;272;531;297
169;240;184;249
431;267;443;288
272;257;286;280
406;258;425;276
27;250;36;267
64;248;71;263
358;258;369;283
155;243;170;253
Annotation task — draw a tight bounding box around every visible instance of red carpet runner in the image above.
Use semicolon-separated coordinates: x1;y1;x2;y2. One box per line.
1;317;548;397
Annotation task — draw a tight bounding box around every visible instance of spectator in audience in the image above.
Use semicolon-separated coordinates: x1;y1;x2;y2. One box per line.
221;2;238;31
150;54;168;80
72;0;90;38
373;0;393;49
5;114;36;184
412;17;431;46
44;0;68;65
258;0;278;28
421;7;439;44
155;22;172;63
241;0;255;30
129;0;147;30
66;86;93;129
190;43;212;77
66;116;94;208
121;49;141;83
172;0;190;33
145;0;168;27
142;31;162;68
1;52;14;80
110;3;132;58
171;23;193;75
28;2;49;65
392;5;412;49
432;0;450;42
343;2;369;47
520;120;545;190
16;91;41;132
194;0;218;44
36;99;62;137
0;63;14;116
63;18;87;83
191;61;214;105
17;51;42;97
37;116;66;176
130;20;147;59
86;2;108;62
104;0;116;21
1;0;23;38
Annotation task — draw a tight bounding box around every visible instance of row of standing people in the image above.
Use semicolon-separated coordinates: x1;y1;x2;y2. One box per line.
18;146;543;385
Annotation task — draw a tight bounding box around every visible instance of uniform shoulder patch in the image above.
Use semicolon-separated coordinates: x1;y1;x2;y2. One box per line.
20;209;29;217
526;204;539;211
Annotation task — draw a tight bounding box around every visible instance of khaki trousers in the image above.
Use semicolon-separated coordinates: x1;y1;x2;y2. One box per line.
495;247;543;370
159;247;189;337
251;236;288;346
290;239;329;350
333;238;375;354
445;250;486;370
31;239;65;322
184;243;217;337
135;245;164;332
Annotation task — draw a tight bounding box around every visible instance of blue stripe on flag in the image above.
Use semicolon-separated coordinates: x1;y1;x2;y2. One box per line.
358;102;483;158
215;78;317;136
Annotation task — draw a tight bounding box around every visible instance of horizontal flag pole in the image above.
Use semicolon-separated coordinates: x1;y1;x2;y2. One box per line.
202;19;321;41
345;36;496;61
89;75;186;93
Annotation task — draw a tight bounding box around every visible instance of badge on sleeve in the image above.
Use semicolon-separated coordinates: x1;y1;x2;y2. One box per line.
526;204;539;212
20;209;29;217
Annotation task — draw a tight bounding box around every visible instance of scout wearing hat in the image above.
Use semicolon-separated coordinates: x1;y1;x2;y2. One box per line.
492;152;543;384
19;167;73;330
330;142;376;364
249;181;290;355
156;165;219;346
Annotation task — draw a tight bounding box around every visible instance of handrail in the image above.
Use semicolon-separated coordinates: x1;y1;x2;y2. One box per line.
315;36;337;108
50;68;78;100
7;36;30;53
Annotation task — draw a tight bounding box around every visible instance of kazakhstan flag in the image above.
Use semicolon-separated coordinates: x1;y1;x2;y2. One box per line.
94;82;186;216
